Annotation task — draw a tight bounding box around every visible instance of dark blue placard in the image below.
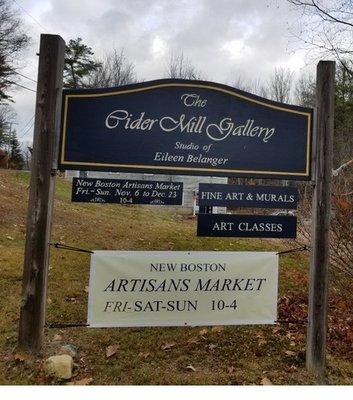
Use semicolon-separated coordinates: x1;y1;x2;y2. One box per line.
71;178;183;205
199;184;298;209
59;79;313;180
197;214;297;238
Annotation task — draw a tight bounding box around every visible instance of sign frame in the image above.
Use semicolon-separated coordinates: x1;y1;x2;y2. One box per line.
59;79;314;180
87;250;279;328
71;177;184;205
197;214;297;239
198;183;299;209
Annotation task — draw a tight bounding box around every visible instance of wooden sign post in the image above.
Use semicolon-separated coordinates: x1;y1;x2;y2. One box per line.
18;34;65;351
306;61;335;376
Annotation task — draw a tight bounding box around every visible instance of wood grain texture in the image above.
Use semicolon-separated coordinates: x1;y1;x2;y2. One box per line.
306;61;335;376
18;34;65;351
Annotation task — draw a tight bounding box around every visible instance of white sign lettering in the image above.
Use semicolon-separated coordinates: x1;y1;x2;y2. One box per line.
104;97;276;144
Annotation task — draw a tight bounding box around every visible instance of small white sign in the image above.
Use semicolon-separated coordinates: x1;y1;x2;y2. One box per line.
88;251;278;328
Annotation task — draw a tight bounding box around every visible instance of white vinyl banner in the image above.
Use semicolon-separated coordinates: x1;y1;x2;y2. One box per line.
88;251;278;328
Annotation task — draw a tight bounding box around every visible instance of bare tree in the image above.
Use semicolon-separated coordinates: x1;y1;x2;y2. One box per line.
165;51;204;80
0;103;15;149
232;75;268;98
267;67;293;103
23;144;32;170
295;164;353;286
87;49;137;88
294;73;315;107
287;0;353;74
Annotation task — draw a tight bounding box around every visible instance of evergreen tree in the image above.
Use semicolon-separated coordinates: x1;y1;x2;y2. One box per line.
334;60;353;165
9;133;24;169
63;38;101;88
0;0;29;102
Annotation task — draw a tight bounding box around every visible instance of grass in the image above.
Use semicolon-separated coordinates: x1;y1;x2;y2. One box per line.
0;169;353;385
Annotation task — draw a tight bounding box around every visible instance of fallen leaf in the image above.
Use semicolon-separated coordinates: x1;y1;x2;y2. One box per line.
199;328;208;336
138;351;151;359
211;326;224;333
6;236;14;241
69;377;93;385
106;344;118;358
285;350;296;357
52;334;63;342
272;326;281;334
14;352;29;363
84;286;89;293
258;339;267;346
161;342;176;351
185;365;196;372
79;357;86;366
261;377;273;385
227;366;235;374
208;343;218;350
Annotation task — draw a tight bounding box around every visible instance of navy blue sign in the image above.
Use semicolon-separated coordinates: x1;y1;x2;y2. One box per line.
71;178;183;205
199;184;298;209
59;79;313;180
197;214;297;238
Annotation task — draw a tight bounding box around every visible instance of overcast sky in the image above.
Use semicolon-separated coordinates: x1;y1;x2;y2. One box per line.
8;0;317;142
